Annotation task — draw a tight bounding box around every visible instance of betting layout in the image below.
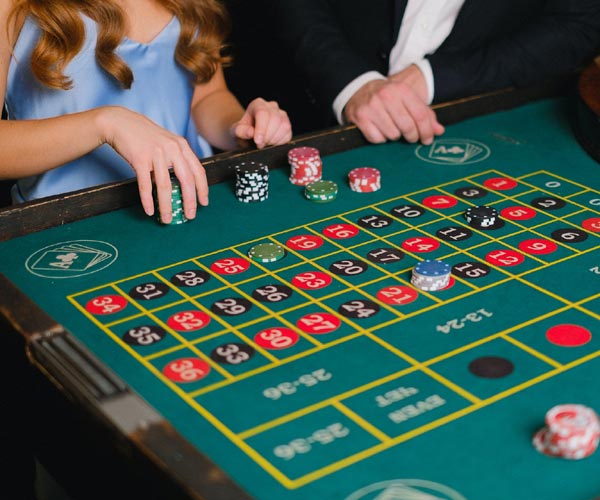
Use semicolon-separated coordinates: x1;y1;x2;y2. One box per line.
69;167;600;489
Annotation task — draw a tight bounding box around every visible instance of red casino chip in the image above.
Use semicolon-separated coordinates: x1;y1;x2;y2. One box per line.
348;167;381;193
533;403;600;460
288;146;320;163
546;404;599;435
288;146;322;186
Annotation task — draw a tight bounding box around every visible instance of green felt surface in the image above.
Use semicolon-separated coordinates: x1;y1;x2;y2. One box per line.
3;98;600;499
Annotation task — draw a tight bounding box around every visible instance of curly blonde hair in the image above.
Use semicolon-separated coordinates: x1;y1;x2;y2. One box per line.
9;0;231;90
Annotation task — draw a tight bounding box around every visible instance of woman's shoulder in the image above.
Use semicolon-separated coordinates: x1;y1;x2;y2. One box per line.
1;1;25;86
1;1;31;56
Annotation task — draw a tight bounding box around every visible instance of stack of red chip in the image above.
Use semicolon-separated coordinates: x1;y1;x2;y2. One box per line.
288;147;322;186
348;167;381;192
533;404;600;459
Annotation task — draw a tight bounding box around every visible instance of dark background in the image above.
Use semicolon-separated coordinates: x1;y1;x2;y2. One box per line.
222;0;327;136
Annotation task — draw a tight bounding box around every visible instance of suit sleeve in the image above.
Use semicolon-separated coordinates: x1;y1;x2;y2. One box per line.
276;0;387;110
429;0;600;103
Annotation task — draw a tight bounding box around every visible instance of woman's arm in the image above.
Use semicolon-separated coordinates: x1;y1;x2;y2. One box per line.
0;2;109;177
191;66;292;151
0;4;207;222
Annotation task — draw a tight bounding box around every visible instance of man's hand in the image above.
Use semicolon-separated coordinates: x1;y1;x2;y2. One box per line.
343;65;444;144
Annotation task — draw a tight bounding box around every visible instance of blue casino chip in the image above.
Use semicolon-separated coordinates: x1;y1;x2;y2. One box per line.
414;259;451;276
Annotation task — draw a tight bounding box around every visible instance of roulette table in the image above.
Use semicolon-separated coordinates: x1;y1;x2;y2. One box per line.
2;77;600;500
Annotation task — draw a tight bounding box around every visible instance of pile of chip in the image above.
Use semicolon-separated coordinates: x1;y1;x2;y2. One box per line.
248;242;286;263
156;176;188;225
235;161;269;203
348;167;381;192
464;205;498;228
533;404;600;460
305;180;338;203
288;146;322;185
411;260;451;291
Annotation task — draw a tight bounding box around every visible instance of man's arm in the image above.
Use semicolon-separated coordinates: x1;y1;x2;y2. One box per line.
276;0;393;111
277;0;444;144
430;0;600;103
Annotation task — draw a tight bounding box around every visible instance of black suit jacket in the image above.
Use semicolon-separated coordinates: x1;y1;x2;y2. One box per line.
277;0;600;126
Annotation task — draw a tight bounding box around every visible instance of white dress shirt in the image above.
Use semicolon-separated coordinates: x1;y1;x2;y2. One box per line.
333;0;465;123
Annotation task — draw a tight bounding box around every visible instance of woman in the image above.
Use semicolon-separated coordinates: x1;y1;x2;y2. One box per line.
0;0;292;223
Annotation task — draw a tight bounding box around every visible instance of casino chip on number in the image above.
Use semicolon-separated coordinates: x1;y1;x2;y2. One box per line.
248;242;286;263
411;260;451;291
464;205;499;229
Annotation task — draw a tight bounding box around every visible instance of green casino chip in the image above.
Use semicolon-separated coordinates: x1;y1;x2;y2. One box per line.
248;242;286;263
156;177;188;225
305;180;338;203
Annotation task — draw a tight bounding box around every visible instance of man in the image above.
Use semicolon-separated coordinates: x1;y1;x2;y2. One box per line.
277;0;600;143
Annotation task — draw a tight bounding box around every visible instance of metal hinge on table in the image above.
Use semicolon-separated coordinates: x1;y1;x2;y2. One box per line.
29;328;163;434
30;329;127;400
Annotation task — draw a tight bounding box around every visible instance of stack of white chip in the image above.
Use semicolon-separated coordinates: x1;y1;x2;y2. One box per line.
235;161;269;203
411;260;451;291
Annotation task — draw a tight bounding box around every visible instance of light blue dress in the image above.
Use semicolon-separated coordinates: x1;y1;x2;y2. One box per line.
6;14;212;202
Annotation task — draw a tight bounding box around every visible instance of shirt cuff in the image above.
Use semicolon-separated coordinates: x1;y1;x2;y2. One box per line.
413;58;434;104
332;71;387;124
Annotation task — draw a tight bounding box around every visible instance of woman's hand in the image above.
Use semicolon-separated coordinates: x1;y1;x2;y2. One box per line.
232;98;292;149
98;106;208;224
